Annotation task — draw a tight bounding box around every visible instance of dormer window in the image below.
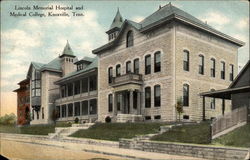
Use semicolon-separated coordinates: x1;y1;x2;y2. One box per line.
126;30;134;48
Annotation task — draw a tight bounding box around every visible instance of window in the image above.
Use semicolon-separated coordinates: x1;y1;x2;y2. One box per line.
133;91;137;109
210;58;216;77
126;61;131;73
32;109;34;120
56;106;60;118
145;87;151;108
117;94;121;111
210;97;215;109
126;30;133;47
74;81;80;95
145;116;151;120
31;69;41;97
154;115;161;120
154;51;161;72
145;55;151;75
89;99;97;115
116;64;121;77
67;83;73;96
199;55;204;75
42;107;44;119
74;102;80;116
230;64;234;81
89;75;97;91
221;61;225;79
61;85;66;98
36;111;39;119
183;115;189;119
68;103;73;117
154;85;161;107
82;101;88;115
183;50;189;71
82;78;88;93
62;105;66;117
108;94;113;112
134;59;139;74
183;84;189;106
108;67;113;84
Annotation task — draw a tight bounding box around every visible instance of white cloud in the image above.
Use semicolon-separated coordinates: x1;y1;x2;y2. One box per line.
199;11;230;30
235;17;249;30
131;16;145;23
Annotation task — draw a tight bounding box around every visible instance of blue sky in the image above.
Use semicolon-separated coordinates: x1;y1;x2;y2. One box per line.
1;0;249;115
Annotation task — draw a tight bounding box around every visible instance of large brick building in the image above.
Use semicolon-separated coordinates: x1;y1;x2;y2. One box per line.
14;3;245;124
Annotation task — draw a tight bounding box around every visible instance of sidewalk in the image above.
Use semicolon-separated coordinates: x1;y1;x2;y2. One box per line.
1;133;205;160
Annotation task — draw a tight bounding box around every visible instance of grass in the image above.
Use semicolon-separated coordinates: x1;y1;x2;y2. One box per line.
55;121;72;127
212;124;250;148
70;122;168;141
151;122;211;144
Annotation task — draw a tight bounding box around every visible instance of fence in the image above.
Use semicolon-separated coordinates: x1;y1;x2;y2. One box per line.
211;106;247;138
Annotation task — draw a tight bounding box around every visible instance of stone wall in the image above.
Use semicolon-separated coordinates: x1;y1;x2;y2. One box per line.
119;139;249;160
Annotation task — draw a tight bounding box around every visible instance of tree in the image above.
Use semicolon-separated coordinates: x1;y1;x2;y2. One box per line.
51;109;59;124
0;113;17;125
176;97;184;122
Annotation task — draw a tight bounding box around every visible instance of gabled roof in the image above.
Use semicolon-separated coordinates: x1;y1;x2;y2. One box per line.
55;57;98;84
108;9;124;31
40;57;62;72
229;60;250;89
93;3;244;54
31;62;44;70
60;41;75;58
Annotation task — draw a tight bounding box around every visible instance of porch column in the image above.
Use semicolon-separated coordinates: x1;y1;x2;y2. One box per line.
113;92;117;115
73;103;75;117
129;90;133;114
202;96;206;121
137;91;141;115
121;93;124;113
222;99;225;115
60;105;62;118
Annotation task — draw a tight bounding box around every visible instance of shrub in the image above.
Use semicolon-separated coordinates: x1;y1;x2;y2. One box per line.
0;113;16;125
105;116;111;123
74;117;79;124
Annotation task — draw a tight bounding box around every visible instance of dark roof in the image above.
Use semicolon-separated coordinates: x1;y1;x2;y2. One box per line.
229;60;250;88
108;9;124;31
75;56;95;65
40;57;62;72
60;41;75;58
18;79;29;85
93;3;244;54
55;57;98;84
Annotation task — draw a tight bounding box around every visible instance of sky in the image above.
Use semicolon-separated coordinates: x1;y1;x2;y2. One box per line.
0;0;249;116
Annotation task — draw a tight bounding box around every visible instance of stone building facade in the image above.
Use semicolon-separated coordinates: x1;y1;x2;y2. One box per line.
93;3;244;122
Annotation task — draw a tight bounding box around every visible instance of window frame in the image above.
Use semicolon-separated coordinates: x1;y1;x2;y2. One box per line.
199;55;204;75
154;85;161;107
108;67;113;84
133;58;139;74
126;30;134;48
145;55;151;75
183;50;189;71
183;84;189;106
108;94;113;112
210;58;216;77
221;61;225;79
116;64;121;77
126;61;131;74
154;51;161;72
145;87;151;108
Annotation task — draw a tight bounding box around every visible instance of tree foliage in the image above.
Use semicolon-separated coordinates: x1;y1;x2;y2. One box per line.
176;97;184;121
0;113;16;125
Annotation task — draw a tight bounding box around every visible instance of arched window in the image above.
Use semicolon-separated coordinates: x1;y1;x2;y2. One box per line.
210;58;216;77
210;89;216;109
183;50;189;71
154;51;161;72
145;87;151;108
126;61;131;73
221;61;225;79
116;64;121;77
145;55;151;75
183;84;189;106
199;55;204;75
108;67;113;83
108;94;113;112
154;85;161;107
126;30;134;47
134;58;139;74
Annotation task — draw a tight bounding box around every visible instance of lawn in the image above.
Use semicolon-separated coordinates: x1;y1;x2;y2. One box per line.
212;124;250;148
151;122;211;144
0;122;71;135
70;122;167;141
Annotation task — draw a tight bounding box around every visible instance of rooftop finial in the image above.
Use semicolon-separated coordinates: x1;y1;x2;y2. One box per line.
169;2;172;5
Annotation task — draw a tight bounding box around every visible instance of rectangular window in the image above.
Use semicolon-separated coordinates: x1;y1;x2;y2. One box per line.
183;115;189;119
134;59;139;74
56;106;60;118
68;103;73;117
183;84;189;106
117;94;121;111
35;89;40;96
230;64;234;81
145;87;151;108
154;115;161;120
108;94;113;112
61;85;66;98
183;50;189;71
108;67;113;84
74;81;80;95
82;78;88;93
221;62;225;79
126;61;131;73
89;75;97;91
145;55;151;75
62;105;66;117
199;55;204;75
74;102;80;116
145;116;151;120
116;65;121;77
81;101;88;115
210;59;216;77
42;107;44;119
67;83;73;96
210;98;215;109
89;99;97;115
154;52;161;72
154;85;161;107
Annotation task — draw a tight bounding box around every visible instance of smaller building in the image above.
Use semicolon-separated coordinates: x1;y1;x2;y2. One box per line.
13;79;30;125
